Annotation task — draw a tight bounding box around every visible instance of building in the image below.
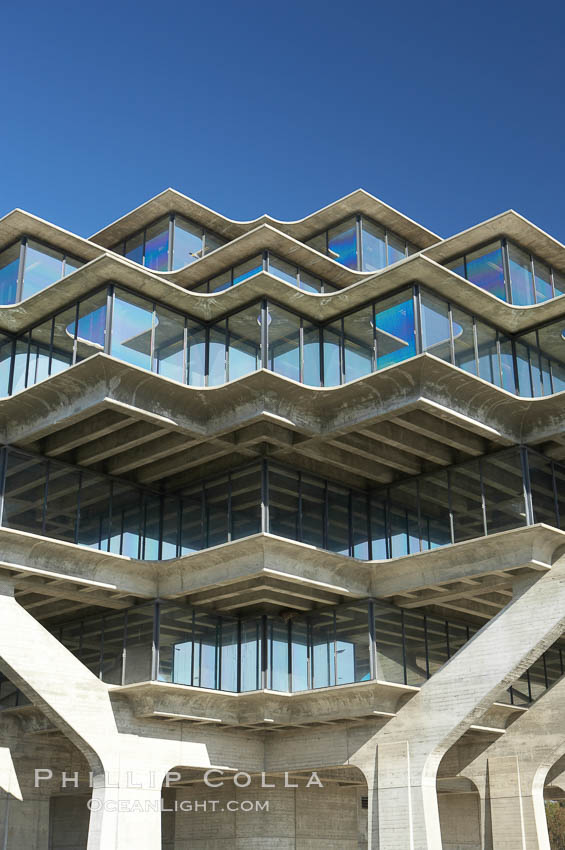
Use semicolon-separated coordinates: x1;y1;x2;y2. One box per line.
1;189;565;849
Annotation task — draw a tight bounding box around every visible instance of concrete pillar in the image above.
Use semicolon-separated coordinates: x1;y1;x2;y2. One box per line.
348;561;565;849
453;673;565;850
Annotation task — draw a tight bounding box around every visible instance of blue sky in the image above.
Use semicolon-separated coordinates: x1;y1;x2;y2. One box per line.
1;0;564;242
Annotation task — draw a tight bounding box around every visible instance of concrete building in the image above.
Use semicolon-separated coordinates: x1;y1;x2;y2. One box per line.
1;189;565;848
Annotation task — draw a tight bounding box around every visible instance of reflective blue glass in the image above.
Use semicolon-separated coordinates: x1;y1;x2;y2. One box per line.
476;323;501;386
227;308;261;381
323;325;342;386
144;218;170;272
22;241;64;299
111;290;153;370
508;243;535;306
327;219;357;270
154;305;185;383
268;307;300;382
186;324;206;386
452;308;476;375
374;294;415;369
533;259;553;303
387;233;406;265
233;257;262;286
421;293;451;362
465;243;506;300
124;232;143;264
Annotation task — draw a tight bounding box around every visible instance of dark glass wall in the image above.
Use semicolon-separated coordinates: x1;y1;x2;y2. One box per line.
0;446;561;561
45;598;565;706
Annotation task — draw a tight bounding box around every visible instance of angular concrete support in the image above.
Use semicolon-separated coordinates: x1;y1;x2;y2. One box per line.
348;560;565;850
453;674;565;850
0;587;261;850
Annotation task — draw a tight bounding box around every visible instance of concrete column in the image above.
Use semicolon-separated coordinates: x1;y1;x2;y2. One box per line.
453;673;565;850
348;559;565;850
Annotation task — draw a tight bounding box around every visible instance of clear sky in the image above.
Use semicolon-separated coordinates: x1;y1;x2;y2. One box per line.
1;0;564;243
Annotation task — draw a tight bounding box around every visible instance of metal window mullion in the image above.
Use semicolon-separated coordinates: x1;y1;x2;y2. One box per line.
42;459;50;535
260;299;268;369
227;474;233;542
447;302;455;365
495;332;504;388
299;319;304;384
356;215;363;271
121;610;128;686
368;599;377;681
424;614;430;679
501;238;512;303
183;319;188;385
413;285;423;354
151;600;161;681
479;458;488;536
287;620;293;692
530;254;536;305
551;461;560;528
340;319;345;385
168;214;175;272
150;304;157;375
333;609;338;687
261;459;269;533
104;285;114;355
75;470;82;545
99;616;105;680
261;615;268;690
16;238;26;302
237;618;242;693
520;447;535;526
401;609;408;685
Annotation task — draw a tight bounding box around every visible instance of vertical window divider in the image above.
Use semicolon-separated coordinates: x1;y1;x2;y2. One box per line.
319;325;325;387
7;338;16;396
413;285;423;354
501;239;512;304
478;458;488;537
368;599;377;681
261;459;269;534
183;319;188;386
48;316;55;376
121;609;128;686
168;214;175;272
448;302;455;365
152;600;161;681
471;317;480;377
227;474;233;542
299;319;304;385
333;609;338;687
495;333;504;388
99;616;105;680
298;472;303;542
16;238;26;303
323;481;329;550
42;459;49;535
424;614;430;679
261;615;268;690
237;617;242;693
260;299;268;369
150;303;157;375
356;215;363;271
75;470;82;545
287;619;293;693
511;339;520;395
107;481;113;553
551;460;560;528
340;318;345;385
104;285;114;355
447;468;455;544
0;448;7;528
204;327;210;386
401;609;408;685
520;447;535;526
372;302;377;372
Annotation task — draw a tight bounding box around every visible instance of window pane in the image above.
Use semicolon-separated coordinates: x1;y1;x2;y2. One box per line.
180;489;202;554
403;611;428;686
144;217;170;271
528;453;558;526
240;618;261;692
28;318;54;387
499;336;517;393
233;256;262;286
446;257;466;278
465;242;506;300
186;322;206;386
452;308;476;375
268;255;297;287
482;453;526;535
205;476;228;547
361;220;386;272
311;611;335;688
515;340;533;396
111;290;153;370
0;244;20;304
421;292;451;362
0;337;12;396
172;217;202;269
554;272;565;298
323;323;341;386
124;231;143;264
267;618;289;691
49;303;79;376
227;307;261;381
2;450;47;535
208;325;226;386
374;603;405;684
475;322;500;386
11;338;29;394
22;241;64;299
203;232;225;255
335;603;371;685
508;243;534;306
328;218;357;269
387;233;406;265
231;466;261;540
450;461;484;542
76;471;111;551
327;483;349;555
533;259;553;303
154;304;185;383
43;463;81;543
343;307;374;381
63;256;82;276
299;270;323;293
418;470;451;549
301;475;324;548
268;306;300;382
75;291;107;361
269;466;299;540
374;292;416;369
209;270;231;292
303;324;321;386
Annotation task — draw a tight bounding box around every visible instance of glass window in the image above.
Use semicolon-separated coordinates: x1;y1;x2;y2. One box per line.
370;496;387;559
154;304;185;383
466;242;506;300
240;617;261;692
124;231;143;265
374;291;416;369
450;461;484;542
172;217;202;269
22;241;64;299
374;603;405;684
528;453;558;527
311;611;336;688
267;618;289;691
303;324;321;386
205;476;229;547
327;483;350;555
482;452;527;535
387;232;406;265
144;217;170;272
123;605;154;685
231;465;261;540
2;450;47;535
226;307;261;381
268;466;299;540
475;322;501;386
299;270;324;293
203;232;225;255
0;337;13;396
300;475;324;548
0;244;20;304
76;471;111;551
343;307;374;381
28;318;55;387
403;610;428;686
328;218;357;269
208;270;232;292
74;291;107;361
508;243;534;306
267;306;300;382
63;256;82;276
335;603;371;685
533;259;553;303
452;308;476;375
180;489;203;554
111;290;153;370
499;335;517;393
323;322;342;386
361;220;386;272
351;493;369;559
291;619;309;691
420;292;451;362
418;470;451;549
207;325;226;386
186;322;206;386
11;338;29;394
554;271;565;298
446;257;466;278
162;496;180;559
515;340;533;397
268;255;297;287
43;463;81;543
233;256;262;286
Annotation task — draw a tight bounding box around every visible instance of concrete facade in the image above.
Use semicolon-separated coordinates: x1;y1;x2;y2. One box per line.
1;188;565;848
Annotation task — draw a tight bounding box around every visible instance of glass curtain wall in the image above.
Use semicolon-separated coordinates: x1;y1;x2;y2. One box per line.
113;213;226;271
192;252;337;294
446;238;565;306
3;282;565;399
0;238;83;304
0;446;562;561
306;215;418;272
44;598;565;706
